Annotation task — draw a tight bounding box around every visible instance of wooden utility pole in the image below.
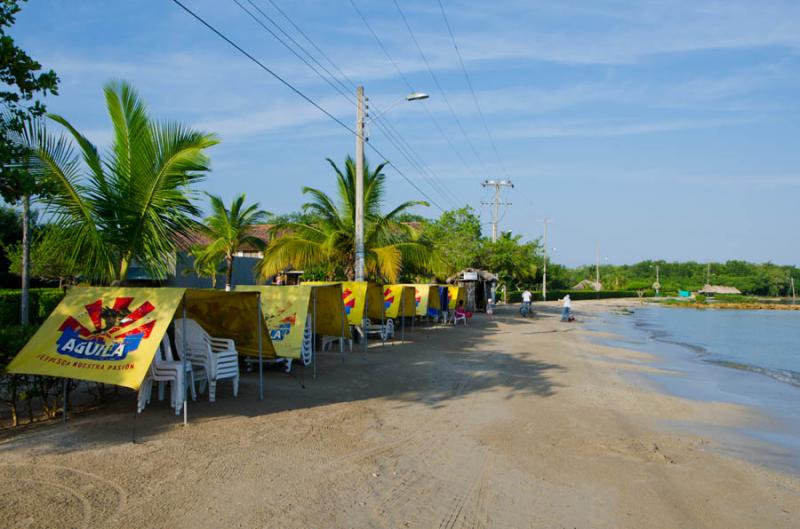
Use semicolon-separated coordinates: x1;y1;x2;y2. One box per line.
354;86;366;281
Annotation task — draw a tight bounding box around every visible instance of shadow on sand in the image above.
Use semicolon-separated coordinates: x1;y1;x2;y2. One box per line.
0;304;565;452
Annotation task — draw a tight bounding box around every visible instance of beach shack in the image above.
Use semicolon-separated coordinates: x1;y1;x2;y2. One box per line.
447;269;497;312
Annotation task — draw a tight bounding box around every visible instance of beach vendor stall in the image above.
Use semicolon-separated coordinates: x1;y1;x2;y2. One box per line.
306;281;390;351
384;285;416;340
405;284;442;322
237;284;349;378
5;287;271;425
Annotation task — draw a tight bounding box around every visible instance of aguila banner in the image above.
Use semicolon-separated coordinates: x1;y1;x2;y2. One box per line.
6;287;185;389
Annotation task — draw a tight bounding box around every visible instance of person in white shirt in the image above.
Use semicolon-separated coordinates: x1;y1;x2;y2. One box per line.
561;294;572;321
521;289;533;314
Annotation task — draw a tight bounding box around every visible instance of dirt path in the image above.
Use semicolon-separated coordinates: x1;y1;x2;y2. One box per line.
1;301;797;528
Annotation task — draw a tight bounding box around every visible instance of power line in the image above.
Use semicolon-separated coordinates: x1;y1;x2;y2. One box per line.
239;0;457;209
391;0;489;174
169;0;444;211
436;0;509;179
348;0;482;182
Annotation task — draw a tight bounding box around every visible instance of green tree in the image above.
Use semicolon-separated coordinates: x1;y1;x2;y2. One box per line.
0;0;59;324
258;156;437;282
195;193;268;291
422;207;482;277
16;80;218;283
480;232;540;291
184;244;222;289
5;224;80;287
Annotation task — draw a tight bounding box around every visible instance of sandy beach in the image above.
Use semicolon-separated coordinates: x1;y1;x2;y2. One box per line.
1;300;797;529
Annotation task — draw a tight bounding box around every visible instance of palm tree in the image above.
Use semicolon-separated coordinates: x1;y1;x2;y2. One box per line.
258;156;438;283
195;193;268;291
13;81;218;283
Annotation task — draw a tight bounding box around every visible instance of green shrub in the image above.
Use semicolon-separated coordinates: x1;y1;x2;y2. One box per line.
0;288;65;327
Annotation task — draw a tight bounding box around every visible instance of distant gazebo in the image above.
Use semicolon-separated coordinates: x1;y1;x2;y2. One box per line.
697;284;741;296
572;279;602;291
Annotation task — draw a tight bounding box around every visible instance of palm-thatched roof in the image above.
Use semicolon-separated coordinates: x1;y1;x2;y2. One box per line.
572;279;602;291
447;268;499;283
698;284;742;295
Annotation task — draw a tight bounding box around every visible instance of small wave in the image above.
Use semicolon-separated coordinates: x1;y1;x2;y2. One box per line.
704;359;800;388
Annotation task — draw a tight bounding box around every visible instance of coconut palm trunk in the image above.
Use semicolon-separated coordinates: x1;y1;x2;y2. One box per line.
20;193;30;325
225;254;234;291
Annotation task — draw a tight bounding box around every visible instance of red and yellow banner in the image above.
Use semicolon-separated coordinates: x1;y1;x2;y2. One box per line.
5;287;185;389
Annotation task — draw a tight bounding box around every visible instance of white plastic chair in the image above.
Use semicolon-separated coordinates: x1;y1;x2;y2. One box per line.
175;318;240;403
453;311;467;325
138;335;196;414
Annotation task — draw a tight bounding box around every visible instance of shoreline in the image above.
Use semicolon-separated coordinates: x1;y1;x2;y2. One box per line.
581;301;800;473
1;300;797;528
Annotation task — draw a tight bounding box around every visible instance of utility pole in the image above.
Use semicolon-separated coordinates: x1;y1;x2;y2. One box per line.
595;242;601;292
354;86;366;281
481;180;513;242
791;276;796;303
539;218;552;301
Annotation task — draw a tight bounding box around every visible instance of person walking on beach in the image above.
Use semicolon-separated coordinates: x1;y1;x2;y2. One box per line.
521;289;533;316
561;294;572;321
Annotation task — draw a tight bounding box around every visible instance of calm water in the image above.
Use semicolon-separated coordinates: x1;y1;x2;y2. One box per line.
635;307;800;387
589;305;800;472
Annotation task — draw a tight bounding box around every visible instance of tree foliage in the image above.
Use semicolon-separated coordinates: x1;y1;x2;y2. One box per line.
14;80;218;284
421;207;482;277
5;224;80;286
258;156;437;283
479;232;540;290
0;0;59;204
195;193;268;290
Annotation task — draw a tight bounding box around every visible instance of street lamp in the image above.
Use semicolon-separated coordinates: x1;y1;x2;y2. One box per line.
354;86;428;281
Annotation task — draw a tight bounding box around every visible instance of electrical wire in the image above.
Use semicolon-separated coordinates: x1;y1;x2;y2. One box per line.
390;0;489;174
237;0;457;208
436;0;510;179
169;0;444;211
348;0;483;182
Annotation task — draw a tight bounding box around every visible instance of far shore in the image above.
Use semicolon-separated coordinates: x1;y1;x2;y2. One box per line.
0;300;797;529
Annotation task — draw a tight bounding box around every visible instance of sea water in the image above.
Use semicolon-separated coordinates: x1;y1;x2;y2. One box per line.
589;305;800;472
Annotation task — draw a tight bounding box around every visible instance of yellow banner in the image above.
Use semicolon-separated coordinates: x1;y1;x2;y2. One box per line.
339;281;384;324
5;287;185;389
383;285;416;318
237;284;350;359
405;284;443;317
448;285;466;309
237;285;310;359
183;289;275;358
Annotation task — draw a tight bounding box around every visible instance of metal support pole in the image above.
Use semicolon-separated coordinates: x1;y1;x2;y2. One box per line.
354;86;366;281
312;289;317;379
401;292;406;341
363;283;368;353
340;297;345;364
258;292;263;401
62;378;68;423
182;301;188;425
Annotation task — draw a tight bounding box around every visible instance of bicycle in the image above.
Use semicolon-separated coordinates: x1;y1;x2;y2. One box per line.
519;301;533;317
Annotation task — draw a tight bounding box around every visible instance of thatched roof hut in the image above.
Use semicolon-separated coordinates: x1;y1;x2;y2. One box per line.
572;279;602;291
698;284;742;295
446;268;498;312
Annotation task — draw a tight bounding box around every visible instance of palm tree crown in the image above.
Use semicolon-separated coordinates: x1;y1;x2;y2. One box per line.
258;156;436;282
15;80;218;283
195;193;268;290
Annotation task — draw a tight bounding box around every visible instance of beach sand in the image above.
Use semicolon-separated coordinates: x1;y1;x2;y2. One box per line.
1;300;797;528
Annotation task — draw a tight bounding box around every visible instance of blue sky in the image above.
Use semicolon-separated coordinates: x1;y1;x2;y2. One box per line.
11;0;800;266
